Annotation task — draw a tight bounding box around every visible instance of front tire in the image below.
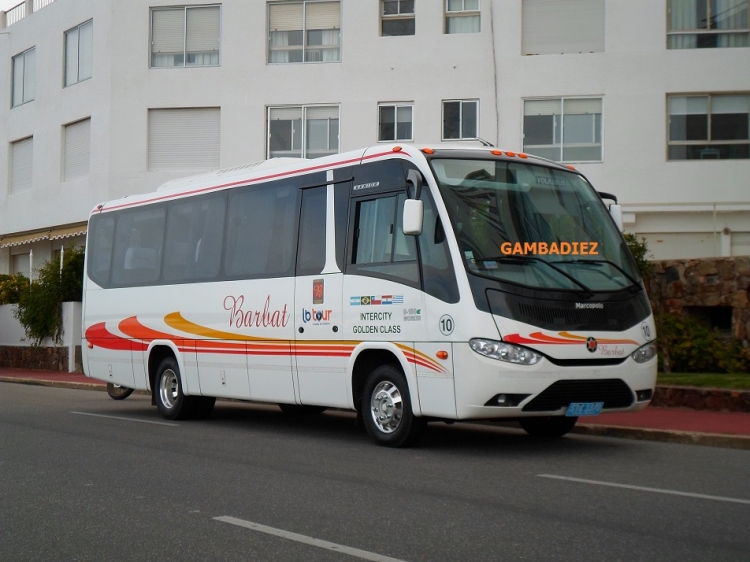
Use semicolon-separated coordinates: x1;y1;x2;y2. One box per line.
519;416;578;438
362;364;426;448
154;357;190;420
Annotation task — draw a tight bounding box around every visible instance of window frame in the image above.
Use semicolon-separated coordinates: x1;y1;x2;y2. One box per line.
666;0;750;49
381;0;415;37
378;103;414;142
267;104;340;159
150;5;222;69
522;97;604;163
267;1;342;64
442;99;479;141
445;0;481;34
11;47;35;108
64;19;93;87
666;92;750;160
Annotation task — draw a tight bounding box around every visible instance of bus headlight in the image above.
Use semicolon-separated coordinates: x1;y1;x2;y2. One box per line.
632;342;657;363
469;338;542;366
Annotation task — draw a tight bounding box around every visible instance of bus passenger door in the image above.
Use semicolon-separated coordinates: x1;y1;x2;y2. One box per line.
294;183;349;408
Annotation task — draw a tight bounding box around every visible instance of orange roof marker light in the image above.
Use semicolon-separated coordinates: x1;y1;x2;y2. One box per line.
422;148;435;155
504;151;516;157
518;153;529;159
566;164;576;170
392;146;402;152
491;149;502;156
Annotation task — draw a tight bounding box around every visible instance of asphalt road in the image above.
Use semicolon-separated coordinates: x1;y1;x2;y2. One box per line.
1;383;749;562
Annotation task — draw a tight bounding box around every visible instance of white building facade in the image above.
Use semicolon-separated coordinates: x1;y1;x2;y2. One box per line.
1;0;749;277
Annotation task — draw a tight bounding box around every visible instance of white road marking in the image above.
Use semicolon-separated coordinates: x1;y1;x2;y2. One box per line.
214;516;409;562
539;474;750;505
70;411;179;427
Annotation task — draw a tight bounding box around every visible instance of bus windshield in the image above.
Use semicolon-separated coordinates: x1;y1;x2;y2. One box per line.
430;158;640;293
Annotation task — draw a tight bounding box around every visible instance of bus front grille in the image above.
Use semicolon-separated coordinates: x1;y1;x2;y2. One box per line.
522;379;635;412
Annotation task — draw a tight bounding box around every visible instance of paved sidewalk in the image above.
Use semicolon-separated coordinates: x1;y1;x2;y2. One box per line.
1;368;749;449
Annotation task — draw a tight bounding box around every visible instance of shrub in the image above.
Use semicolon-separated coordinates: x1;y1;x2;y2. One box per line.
13;246;85;345
657;312;750;374
623;232;654;280
0;273;30;305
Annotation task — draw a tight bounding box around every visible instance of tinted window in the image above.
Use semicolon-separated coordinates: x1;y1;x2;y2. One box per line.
111;207;166;286
225;183;297;278
296;186;327;276
164;194;225;283
418;190;459;303
87;214;114;287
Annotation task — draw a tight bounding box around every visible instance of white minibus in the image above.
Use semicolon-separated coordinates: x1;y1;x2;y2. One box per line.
83;144;657;446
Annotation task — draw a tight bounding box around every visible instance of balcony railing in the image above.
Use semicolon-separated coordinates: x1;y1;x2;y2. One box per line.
2;0;56;28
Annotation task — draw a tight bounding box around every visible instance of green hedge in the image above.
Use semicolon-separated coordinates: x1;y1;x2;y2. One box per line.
13;246;85;345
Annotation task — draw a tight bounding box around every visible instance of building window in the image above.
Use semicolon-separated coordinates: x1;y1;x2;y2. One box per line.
445;0;480;34
65;20;93;86
63;118;91;182
442;100;478;140
268;105;339;158
10;137;33;193
668;0;749;48
151;6;221;67
268;1;340;63
523;98;603;162
522;0;605;55
12;47;35;107
668;94;749;160
379;104;413;141
12;253;31;277
148;108;221;171
382;0;415;36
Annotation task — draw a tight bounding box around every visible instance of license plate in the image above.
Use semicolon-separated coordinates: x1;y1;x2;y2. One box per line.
566;402;604;417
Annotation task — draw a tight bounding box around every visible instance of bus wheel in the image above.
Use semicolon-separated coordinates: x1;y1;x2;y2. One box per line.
106;383;134;400
278;404;327;415
189;396;216;420
155;358;190;420
519;416;578;438
362;364;426;448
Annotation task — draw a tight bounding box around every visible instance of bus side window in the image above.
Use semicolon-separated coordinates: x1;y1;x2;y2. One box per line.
111;208;166;286
88;215;115;288
349;193;419;288
296;186;327;276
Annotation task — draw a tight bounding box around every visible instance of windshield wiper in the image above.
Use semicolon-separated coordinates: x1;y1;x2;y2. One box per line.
479;255;595;296
552;258;641;289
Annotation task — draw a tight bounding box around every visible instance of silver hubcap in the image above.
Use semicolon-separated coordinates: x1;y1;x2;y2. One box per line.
159;369;179;409
370;381;403;434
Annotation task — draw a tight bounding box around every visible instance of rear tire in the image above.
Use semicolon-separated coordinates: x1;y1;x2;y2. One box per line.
519;416;578;438
362;364;426;448
154;357;190;420
278;404;327;415
107;383;134;400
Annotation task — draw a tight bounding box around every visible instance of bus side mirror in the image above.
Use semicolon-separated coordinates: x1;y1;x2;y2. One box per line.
403;199;424;236
609;204;624;232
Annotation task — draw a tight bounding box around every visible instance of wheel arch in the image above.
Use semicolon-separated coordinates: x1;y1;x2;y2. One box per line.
146;341;185;396
347;343;421;416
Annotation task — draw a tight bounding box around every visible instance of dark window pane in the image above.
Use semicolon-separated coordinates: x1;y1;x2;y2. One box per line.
417;189;459;303
288;30;304;46
697;33;719;47
329;119;339;150
443;102;461;139
669;143;750;160
111;208;166;286
383;0;398;15
670;114;708;140
379;106;395;141
397;119;412;140
524;115;554;145
88;215;115;287
712;113;749;140
270;120;292;152
225;184;297;277
462;101;478;138
297;187;327;276
354;197;397;264
401;0;415;13
382;18;415;36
